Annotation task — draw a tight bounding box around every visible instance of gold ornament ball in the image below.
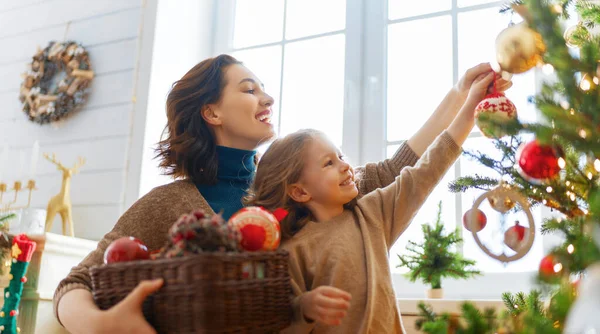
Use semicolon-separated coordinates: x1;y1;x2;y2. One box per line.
488;193;516;213
496;22;546;74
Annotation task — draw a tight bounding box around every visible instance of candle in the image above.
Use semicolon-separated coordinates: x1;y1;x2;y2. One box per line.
29;141;39;180
18;151;26;181
0;144;8;182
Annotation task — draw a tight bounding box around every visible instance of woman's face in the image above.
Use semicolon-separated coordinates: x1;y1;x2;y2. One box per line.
207;64;276;150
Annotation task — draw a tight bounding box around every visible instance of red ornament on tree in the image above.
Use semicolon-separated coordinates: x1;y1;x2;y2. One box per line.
516;140;563;184
539;254;562;278
475;92;518;138
228;207;288;251
462;208;487;232
504;221;528;251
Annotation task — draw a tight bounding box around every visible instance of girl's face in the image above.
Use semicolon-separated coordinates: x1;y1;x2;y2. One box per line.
207;64;276;150
294;135;359;210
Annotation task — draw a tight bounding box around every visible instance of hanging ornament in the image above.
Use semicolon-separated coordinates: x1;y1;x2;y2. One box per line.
516;140;563;184
467;182;536;263
462;208;487;232
539;254;563;280
0;234;37;334
504;221;528;252
495;22;546;74
475;90;518;138
487;186;517;214
564;24;591;49
228;207;288;251
564;263;600;333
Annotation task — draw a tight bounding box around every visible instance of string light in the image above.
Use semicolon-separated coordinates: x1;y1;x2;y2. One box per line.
568;244;575;254
543;63;555;75
570;108;576;115
588;172;593;180
560;101;570;109
552;4;563;13
579;129;588;138
582;208;588;215
594;77;599;85
533;188;538;194
547;186;554;193
554;263;563;273
566;181;571;186
594;159;600;172
543;199;548;204
558;157;566;168
557;218;563;223
580;74;595;91
570;193;576;201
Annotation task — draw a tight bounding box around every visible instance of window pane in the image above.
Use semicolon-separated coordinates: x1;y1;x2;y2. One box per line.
387;16;453;142
388;0;451;20
233;0;284;48
460;137;543;273
232;46;283;135
285;0;346;40
458;8;537;128
280;34;346;146
390;163;457;273
458;0;498;7
387;144;400;158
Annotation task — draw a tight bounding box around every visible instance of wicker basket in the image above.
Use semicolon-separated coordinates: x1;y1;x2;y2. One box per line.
90;250;292;334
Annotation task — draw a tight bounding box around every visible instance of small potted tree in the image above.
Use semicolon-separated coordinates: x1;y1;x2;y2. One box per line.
397;202;481;298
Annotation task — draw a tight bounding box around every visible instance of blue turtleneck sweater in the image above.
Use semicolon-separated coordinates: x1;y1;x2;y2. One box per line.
196;146;256;220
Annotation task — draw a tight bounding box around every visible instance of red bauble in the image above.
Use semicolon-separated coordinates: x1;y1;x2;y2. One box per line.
228;207;283;251
104;237;150;264
20;277;27;283
539;254;561;277
504;221;528;251
462;208;487;232
9;310;16;317
516;140;562;184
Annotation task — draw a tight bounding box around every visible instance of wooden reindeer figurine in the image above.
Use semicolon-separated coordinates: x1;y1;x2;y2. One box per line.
44;153;85;237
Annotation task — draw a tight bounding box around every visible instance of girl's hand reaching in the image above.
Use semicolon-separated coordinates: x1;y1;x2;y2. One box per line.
301;286;352;326
447;71;497;146
454;63;512;99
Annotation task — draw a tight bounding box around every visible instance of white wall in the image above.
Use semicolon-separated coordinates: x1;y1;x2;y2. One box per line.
136;0;215;199
0;0;157;240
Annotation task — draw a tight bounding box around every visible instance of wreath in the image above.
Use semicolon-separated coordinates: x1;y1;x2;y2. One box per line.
19;41;94;124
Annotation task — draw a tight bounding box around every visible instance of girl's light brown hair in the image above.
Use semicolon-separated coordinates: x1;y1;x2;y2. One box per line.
244;129;357;240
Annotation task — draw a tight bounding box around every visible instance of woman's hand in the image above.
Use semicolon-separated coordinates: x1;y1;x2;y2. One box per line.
301;286;352;326
62;279;164;334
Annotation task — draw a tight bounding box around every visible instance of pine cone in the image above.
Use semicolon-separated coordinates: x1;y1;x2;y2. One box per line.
157;209;241;258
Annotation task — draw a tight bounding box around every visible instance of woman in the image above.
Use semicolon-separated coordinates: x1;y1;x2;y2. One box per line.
54;54;510;333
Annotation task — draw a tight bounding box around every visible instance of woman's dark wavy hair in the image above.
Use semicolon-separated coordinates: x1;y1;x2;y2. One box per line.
155;54;241;184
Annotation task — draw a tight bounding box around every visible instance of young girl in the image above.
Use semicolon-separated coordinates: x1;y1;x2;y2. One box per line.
245;72;497;333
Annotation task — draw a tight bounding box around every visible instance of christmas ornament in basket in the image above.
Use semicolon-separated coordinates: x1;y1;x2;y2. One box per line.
89;207;293;334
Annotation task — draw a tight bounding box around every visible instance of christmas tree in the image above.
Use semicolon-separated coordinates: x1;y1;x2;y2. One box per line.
397;202;481;291
444;0;600;332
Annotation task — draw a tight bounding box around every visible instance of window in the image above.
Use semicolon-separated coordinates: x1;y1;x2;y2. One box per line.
214;0;546;298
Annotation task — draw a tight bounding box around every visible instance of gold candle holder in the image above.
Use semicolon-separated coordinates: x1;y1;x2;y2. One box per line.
0;179;36;211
